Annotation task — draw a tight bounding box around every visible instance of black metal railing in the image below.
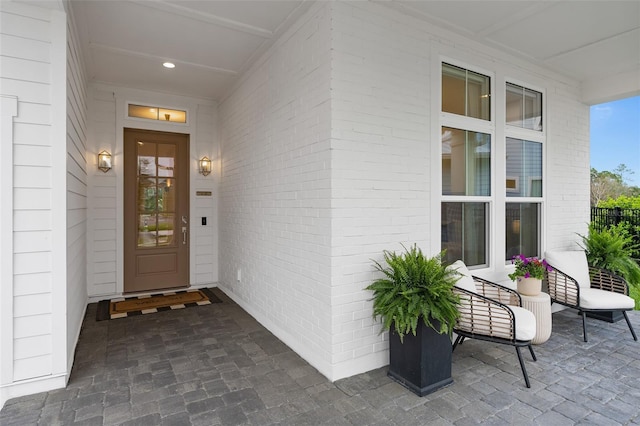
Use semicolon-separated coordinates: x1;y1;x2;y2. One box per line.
591;207;640;228
591;207;640;259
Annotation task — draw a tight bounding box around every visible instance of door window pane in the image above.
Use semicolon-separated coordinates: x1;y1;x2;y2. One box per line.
138;214;156;247
442;63;491;120
158;144;175;177
442;127;491;196
506;138;542;197
157;179;175;212
138;178;157;213
506;83;542;131
138;142;157;176
506;203;540;260
136;141;178;249
442;202;488;267
157;214;175;246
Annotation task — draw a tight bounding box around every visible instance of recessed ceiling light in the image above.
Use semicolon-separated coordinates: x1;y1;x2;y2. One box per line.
163;62;175;69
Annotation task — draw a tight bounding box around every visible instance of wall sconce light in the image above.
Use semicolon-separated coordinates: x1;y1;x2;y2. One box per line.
199;156;212;176
98;150;112;173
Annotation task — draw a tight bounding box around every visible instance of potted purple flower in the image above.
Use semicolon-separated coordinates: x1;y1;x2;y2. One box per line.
508;254;552;296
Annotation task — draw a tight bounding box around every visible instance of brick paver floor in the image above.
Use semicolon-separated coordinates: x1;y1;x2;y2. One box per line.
2;288;640;425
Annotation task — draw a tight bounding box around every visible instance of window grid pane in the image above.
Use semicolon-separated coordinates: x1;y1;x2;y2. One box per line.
506;84;523;127
506;83;542;131
506;138;542;197
506;203;541;261
442;127;492;196
442;202;488;267
442;63;491;120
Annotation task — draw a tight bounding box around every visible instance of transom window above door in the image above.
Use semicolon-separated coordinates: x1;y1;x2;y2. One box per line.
128;103;187;123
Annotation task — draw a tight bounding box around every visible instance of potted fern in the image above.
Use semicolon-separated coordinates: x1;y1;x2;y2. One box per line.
580;222;640;320
366;244;460;396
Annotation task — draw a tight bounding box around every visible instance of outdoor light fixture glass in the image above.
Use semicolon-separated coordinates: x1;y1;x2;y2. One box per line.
199;156;211;176
98;150;112;173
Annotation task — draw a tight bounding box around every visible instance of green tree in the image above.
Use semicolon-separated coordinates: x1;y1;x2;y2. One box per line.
591;164;640;206
591;168;624;206
614;164;636;184
598;195;640;209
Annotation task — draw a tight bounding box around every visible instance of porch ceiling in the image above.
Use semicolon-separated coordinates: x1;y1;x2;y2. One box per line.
68;0;640;104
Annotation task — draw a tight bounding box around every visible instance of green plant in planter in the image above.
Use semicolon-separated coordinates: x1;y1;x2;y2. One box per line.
366;244;460;341
579;222;640;309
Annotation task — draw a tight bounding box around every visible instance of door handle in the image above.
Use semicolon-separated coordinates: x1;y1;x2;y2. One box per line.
181;216;188;244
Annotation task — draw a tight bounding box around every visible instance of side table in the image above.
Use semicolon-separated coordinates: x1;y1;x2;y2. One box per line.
520;292;552;344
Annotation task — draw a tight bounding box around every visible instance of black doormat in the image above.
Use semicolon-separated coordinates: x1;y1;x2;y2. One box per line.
96;288;221;321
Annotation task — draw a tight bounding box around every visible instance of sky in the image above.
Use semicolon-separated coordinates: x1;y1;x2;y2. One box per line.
590;95;640;186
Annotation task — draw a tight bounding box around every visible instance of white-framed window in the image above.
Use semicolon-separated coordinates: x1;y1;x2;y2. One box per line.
441;62;493;267
505;83;544;261
440;62;545;268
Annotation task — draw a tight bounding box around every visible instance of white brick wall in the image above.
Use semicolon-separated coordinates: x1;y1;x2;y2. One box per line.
218;2;334;377
327;2;589;378
217;1;590;381
329;1;434;378
546;86;591;249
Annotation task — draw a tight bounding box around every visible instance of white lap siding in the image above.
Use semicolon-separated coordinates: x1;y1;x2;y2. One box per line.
0;1;70;406
65;1;89;378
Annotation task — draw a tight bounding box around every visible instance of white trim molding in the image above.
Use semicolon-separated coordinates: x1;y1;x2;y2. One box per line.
0;94;18;408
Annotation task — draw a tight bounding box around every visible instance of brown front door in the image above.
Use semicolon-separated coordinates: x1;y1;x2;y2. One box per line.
124;128;189;293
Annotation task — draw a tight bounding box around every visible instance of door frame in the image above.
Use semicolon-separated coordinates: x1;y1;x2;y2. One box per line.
113;95;198;295
123;128;190;293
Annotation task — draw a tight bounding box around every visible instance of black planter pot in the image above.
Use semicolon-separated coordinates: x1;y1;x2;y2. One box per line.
388;319;453;397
